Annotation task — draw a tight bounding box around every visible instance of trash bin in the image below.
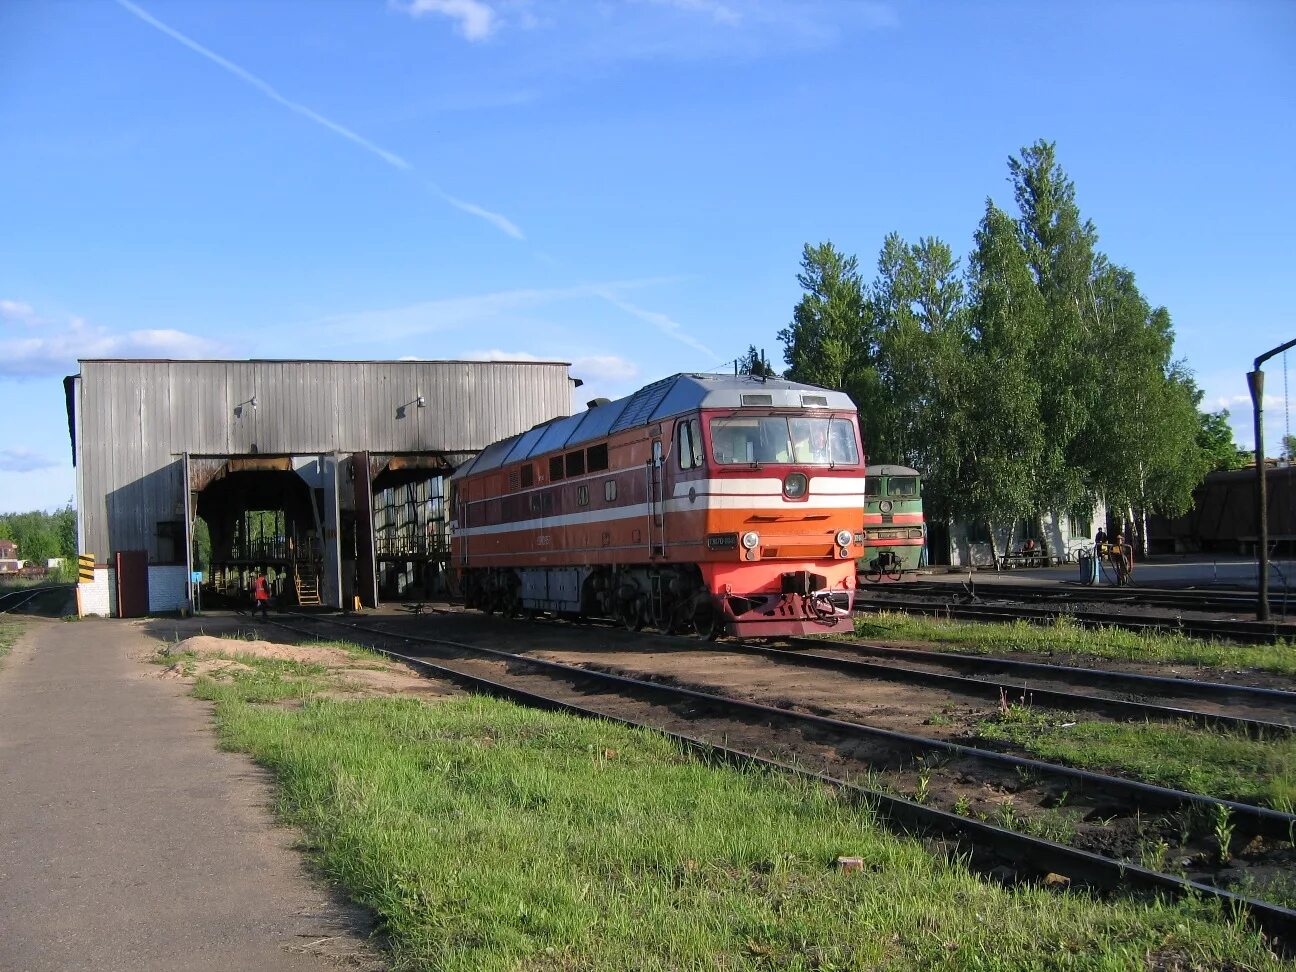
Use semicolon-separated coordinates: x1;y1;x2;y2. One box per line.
1077;551;1099;585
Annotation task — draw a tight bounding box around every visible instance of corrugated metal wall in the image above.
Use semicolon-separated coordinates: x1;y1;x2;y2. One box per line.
75;359;572;560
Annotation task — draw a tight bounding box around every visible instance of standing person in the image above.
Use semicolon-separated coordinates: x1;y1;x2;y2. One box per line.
252;572;271;618
1094;526;1107;551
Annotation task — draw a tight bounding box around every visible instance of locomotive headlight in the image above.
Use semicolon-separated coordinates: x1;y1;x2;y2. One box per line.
783;473;808;498
741;530;761;550
835;529;854;548
879;500;893;514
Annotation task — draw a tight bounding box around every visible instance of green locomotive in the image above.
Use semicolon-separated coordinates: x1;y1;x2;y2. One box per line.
859;464;925;582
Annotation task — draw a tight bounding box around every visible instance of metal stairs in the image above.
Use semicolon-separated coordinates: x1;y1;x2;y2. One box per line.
294;564;322;606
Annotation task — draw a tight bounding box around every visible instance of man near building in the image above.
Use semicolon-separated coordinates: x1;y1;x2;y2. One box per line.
251;572;271;618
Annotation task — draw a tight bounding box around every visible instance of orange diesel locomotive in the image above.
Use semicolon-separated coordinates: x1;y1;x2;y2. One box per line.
450;373;867;637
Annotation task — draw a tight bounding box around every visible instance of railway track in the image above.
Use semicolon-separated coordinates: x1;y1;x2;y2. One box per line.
853;593;1296;644
247;610;1296;945
779;635;1296;732
732;638;1296;738
0;584;73;616
890;579;1292;616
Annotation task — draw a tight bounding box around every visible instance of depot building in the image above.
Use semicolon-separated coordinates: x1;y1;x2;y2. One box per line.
64;359;575;616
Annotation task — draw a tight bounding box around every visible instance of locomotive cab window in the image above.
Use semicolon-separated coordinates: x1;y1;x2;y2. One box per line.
565;451;586;477
865;477;883;497
677;418;704;469
587;443;609;472
888;477;919;498
711;416;858;466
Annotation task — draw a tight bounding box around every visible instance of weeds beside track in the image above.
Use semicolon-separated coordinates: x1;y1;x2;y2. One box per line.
164;632;1291;971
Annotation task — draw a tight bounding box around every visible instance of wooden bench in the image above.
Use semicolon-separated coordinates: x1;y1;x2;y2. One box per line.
999;549;1051;570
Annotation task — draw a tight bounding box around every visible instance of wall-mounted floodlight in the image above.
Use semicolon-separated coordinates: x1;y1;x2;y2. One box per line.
235;395;258;418
251;396;258;410
397;395;426;419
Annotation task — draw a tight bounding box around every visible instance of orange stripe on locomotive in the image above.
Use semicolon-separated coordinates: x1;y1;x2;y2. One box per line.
451;373;868;637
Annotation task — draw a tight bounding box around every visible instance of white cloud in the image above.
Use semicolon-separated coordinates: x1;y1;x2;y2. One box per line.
0;300;37;324
0;302;230;378
462;349;639;387
463;349;546;361
644;0;741;26
395;0;498;40
394;0;895;60
0;448;60;473
312;277;683;345
572;354;639;384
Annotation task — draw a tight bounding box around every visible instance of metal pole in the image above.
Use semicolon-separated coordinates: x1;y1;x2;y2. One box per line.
1249;370;1269;621
1249;337;1296;622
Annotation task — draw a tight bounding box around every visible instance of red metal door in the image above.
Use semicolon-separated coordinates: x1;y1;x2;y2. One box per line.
115;550;150;618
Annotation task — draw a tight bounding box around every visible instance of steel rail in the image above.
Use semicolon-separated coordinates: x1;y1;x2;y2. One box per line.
256;612;1296;948
890;580;1281;613
853;596;1296;644
276;611;1296;841
786;635;1296;709
722;640;1294;738
0;585;67;614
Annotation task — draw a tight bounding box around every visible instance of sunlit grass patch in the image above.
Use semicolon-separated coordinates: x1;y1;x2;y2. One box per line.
850;611;1296;676
0;618;24;662
980;711;1296;812
180;652;1288;971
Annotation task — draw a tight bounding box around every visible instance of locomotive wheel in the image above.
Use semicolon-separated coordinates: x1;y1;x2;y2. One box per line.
692;602;721;641
618;598;644;631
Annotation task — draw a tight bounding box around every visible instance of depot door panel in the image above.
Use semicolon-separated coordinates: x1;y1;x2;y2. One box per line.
115;550;149;618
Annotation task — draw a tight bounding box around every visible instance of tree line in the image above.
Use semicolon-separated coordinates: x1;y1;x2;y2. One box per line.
0;505;77;574
763;139;1244;555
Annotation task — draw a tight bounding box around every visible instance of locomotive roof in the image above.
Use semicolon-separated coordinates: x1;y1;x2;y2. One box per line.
865;464;921;477
453;373;856;478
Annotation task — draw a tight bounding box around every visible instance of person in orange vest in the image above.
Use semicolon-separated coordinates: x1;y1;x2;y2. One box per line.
252;572;271;618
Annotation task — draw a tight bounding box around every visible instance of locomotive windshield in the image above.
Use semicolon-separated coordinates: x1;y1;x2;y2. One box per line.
888;476;919;497
710;416;859;466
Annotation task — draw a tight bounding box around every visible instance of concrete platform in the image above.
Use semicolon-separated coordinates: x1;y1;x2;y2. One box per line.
0;618;379;972
918;554;1296;591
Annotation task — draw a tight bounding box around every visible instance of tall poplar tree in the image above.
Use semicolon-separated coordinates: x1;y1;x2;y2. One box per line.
957;201;1048;554
870;233;968;514
778;242;885;453
1008;140;1100;513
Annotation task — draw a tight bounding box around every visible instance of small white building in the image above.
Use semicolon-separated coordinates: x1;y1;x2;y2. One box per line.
941;503;1107;569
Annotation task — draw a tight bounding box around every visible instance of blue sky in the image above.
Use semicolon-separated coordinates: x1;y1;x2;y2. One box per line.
1;0;1293;512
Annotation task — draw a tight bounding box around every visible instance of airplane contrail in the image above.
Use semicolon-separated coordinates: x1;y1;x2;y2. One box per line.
115;0;524;239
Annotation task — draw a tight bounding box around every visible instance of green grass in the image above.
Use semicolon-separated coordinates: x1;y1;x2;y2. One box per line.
0;617;24;663
980;709;1296;813
178;651;1291;971
850;612;1296;676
